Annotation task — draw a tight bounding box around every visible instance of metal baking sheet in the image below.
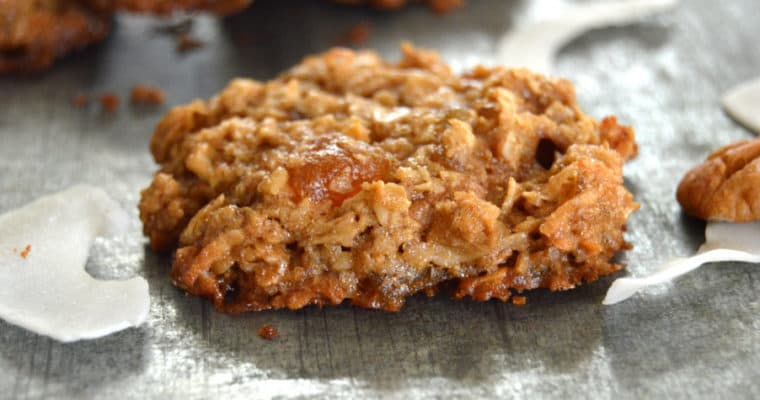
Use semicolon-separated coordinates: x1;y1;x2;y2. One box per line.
1;0;758;398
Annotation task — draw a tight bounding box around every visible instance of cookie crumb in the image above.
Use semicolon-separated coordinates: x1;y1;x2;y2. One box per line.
333;0;463;13
131;85;165;105
177;33;203;53
153;18;194;36
428;0;464;14
72;94;90;108
337;22;371;46
152;18;204;53
99;93;119;113
20;244;31;259
257;324;278;340
511;296;526;306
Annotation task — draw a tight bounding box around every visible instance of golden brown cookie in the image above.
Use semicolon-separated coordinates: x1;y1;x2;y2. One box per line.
0;0;112;74
677;137;760;222
139;44;638;312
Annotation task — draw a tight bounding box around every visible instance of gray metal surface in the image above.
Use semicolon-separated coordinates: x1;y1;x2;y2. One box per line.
0;0;758;398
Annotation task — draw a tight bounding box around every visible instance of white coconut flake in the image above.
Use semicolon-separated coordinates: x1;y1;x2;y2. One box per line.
722;76;760;135
0;185;149;342
604;221;760;305
496;0;678;74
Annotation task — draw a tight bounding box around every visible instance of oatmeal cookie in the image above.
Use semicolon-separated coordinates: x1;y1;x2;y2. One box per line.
677;137;760;222
0;0;112;74
140;44;638;312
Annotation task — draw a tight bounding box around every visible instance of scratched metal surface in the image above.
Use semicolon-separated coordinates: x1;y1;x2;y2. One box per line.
0;0;759;399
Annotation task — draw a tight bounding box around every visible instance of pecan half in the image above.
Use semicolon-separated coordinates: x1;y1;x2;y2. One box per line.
677;138;760;222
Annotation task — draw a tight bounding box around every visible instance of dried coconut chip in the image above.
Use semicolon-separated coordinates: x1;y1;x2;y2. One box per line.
0;185;149;342
603;221;760;305
496;0;678;73
722;76;760;135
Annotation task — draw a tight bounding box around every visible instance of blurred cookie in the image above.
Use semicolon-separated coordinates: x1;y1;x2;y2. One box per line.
0;0;111;74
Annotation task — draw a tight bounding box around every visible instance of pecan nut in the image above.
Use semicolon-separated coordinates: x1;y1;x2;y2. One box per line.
677;138;760;222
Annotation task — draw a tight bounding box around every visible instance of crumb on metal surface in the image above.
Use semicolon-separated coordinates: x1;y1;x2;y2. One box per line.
177;33;203;53
20;244;31;259
72;94;90;108
131;84;166;105
99;93;119;113
337;22;372;46
257;324;278;340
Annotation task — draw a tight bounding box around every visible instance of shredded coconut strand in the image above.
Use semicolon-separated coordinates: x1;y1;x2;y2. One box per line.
496;0;678;73
0;185;149;342
722;76;760;135
604;221;760;304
